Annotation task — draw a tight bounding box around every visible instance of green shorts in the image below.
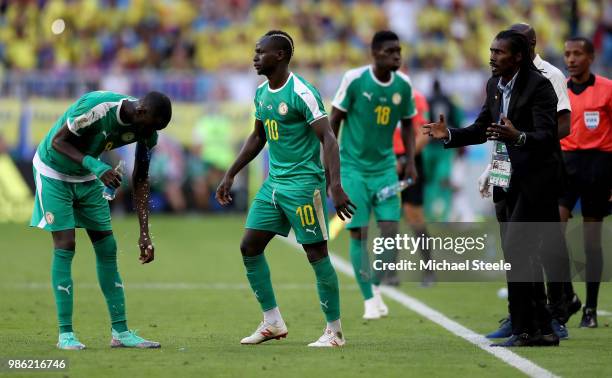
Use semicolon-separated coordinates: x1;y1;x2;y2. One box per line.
30;167;112;232
246;180;329;245
341;169;400;229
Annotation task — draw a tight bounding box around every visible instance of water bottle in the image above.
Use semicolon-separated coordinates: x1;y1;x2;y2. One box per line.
102;160;125;201
375;178;413;203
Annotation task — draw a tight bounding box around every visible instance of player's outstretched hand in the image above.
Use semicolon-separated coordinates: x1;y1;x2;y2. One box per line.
215;175;234;206
422;114;450;140
330;185;356;221
139;233;155;264
100;169;122;188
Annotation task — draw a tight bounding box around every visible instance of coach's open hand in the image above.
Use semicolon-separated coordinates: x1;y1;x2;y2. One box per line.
422;114;450;140
139;233;155;264
100;169;122;188
216;175;234;206
330;184;355;221
487;116;520;143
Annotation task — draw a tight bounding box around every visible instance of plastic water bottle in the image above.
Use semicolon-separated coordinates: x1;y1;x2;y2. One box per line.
102;160;125;201
375;178;413;203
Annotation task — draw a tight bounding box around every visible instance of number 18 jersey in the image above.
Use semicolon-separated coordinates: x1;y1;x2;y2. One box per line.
332;65;416;174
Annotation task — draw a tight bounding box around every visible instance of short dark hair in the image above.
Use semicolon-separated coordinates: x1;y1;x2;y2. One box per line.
371;30;399;51
494;30;538;72
143;91;172;128
264;30;294;61
566;36;595;55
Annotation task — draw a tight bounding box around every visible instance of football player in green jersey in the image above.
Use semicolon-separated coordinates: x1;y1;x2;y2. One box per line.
30;90;171;350
216;30;355;347
330;31;417;320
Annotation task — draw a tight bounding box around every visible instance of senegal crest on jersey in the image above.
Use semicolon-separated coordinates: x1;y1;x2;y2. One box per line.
392;92;402;105
45;211;55;224
121;132;135;142
278;102;288;115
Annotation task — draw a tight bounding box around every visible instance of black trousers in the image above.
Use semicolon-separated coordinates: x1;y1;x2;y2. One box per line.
494;186;567;335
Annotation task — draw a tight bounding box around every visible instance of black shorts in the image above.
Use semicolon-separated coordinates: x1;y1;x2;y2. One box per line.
397;154;424;206
559;150;612;218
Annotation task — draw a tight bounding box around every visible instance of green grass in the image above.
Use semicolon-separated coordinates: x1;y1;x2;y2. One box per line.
0;215;610;377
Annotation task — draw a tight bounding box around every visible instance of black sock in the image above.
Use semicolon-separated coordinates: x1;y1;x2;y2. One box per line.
415;227;431;264
585;282;600;309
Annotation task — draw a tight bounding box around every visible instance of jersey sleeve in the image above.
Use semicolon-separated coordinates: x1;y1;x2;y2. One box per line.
331;71;355;112
66;97;102;136
253;89;262;121
66;93;129;136
549;70;571;113
294;83;327;125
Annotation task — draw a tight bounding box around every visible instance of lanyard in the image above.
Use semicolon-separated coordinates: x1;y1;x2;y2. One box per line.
489;93;511;188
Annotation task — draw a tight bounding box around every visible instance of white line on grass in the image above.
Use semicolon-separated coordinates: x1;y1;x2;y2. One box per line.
281;234;558;378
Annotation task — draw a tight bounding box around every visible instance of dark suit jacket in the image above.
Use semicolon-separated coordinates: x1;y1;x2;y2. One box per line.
445;68;561;202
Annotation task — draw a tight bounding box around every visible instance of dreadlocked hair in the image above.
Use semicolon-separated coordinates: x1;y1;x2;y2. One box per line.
495;30;539;72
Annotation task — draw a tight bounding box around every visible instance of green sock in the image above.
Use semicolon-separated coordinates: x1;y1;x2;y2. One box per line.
349;238;374;299
243;254;277;311
311;256;340;322
52;249;75;333
93;235;128;333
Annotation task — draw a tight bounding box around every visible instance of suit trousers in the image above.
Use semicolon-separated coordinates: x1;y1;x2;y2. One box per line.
494;186;566;335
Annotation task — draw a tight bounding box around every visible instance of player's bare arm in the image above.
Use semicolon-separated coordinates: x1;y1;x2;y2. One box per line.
329;106;347;138
311;117;355;220
133;141;154;264
400;117;418;182
52;125;121;188
216;119;267;206
328;107;347;186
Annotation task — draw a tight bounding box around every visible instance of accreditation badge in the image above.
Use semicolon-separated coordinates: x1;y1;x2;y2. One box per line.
489;141;511;188
584;111;600;130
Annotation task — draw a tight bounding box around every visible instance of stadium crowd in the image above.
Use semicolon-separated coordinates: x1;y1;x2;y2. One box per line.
0;0;610;215
1;0;610;73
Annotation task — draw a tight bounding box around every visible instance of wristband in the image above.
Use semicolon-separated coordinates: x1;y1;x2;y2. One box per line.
82;155;112;178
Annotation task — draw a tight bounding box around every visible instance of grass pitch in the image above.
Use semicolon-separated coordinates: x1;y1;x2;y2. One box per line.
0;215;610;377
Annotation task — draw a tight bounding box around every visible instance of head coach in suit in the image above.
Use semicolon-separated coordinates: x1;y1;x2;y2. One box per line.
423;30;564;347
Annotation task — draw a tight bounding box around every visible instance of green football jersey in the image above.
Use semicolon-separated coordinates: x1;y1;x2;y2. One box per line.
35;91;158;179
332;65;416;174
254;72;327;188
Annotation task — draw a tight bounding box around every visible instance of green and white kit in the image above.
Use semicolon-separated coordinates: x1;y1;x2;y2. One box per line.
31;91;158;231
332;65;416;228
246;73;329;244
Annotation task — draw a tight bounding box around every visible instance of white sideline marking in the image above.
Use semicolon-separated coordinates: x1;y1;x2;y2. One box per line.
281;235;558;378
1;282;357;291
